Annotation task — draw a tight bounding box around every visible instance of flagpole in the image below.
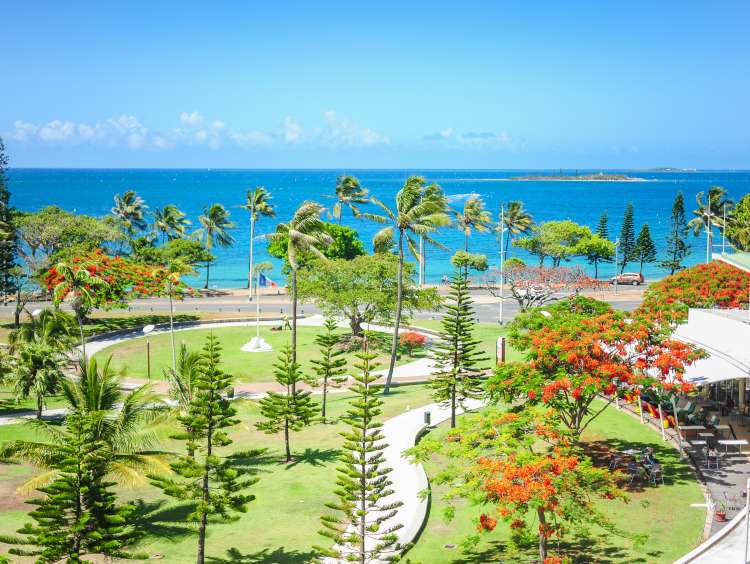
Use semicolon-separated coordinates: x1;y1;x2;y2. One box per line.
256;269;261;338
498;205;505;325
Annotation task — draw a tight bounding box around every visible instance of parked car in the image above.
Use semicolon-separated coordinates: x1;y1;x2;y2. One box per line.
609;272;645;286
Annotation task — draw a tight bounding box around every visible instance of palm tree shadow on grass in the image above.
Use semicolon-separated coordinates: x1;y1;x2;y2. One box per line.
205;547;318;564
285;447;339;469
130;499;196;541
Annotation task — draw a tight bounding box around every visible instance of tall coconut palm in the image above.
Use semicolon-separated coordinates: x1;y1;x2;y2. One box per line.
50;261;109;362
500;201;534;258
1;356;168;493
111;190;148;237
330;175;369;224
242;187;276;296
152;259;195;371
153;204;191;242
194;203;235;289
269;202;332;363
363;177;449;393
688;186;734;258
453;195;492;251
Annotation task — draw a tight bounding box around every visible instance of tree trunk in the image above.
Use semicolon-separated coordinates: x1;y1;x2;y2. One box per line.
247;216;255;293
13;287;21;328
504;231;512;258
204;260;210;289
464;230;469;252
537;508;548;563
349;315;363;336
78;314;86;364
291;269;298;368
169;290;177;371
322;377;327;421
384;230;404;394
36;394;43;420
198;398;214;564
593;260;599;280
450;384;456;428
284;416;291;463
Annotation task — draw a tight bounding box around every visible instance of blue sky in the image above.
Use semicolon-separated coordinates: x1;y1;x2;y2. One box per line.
2;1;749;168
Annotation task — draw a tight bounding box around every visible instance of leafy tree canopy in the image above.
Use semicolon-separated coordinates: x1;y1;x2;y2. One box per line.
267;221;365;270
133;238;214;268
296;253;440;335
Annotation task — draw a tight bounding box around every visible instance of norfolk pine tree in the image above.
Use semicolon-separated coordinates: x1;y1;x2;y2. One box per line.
317;343;403;563
150;334;256;564
0;137;18;302
256;345;318;462
619;202;636;272
3;412;142;563
634;223;657;273
660;192;691;274
430;267;489;428
310;317;348;422
586;211;614;278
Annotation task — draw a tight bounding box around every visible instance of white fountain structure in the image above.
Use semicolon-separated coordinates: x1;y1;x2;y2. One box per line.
241;269;273;353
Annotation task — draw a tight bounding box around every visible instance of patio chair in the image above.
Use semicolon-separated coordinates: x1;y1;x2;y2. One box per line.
648;464;664;485
626;461;640;484
678;402;695;421
706;453;720;470
708;415;720;428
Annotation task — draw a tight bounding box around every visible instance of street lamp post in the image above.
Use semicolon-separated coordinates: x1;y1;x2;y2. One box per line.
498;205;505;325
614;238;620;295
143;324;155;380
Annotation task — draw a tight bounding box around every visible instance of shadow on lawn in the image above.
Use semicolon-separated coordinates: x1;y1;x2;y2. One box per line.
131;499;195;541
584;437;694;492
84;313;200;334
205;546;317;564
286;447;339;469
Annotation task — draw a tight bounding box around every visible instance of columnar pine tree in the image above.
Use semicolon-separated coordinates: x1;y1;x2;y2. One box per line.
5;412;141;563
660;192;691;274
619;203;636;272
586;210;613;278
317;344;403;563
0;137;18;302
150;334;256;564
310;317;347;422
633;223;657;273
256;345;317;463
430;268;489;427
595;210;609;240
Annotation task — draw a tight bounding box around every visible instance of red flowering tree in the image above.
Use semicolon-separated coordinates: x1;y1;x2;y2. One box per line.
408;408;626;563
399;330;427;356
636;261;750;325
44;250;191;358
491;297;702;435
483;265;600;311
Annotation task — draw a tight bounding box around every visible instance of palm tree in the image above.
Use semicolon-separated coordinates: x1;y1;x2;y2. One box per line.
1;356;169;493
500;201;534;258
9;308;76;353
10;342;65;419
269;202;332;363
688;186;734;258
194;203;235;289
50;260;109;362
111;190;148;237
163;343;201;457
242;187;276;296
153;204;191;242
152;259;195;371
363;177;449;393
331;175;369;224
453;195;492;251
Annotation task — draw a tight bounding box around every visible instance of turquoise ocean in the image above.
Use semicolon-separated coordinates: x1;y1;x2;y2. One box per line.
7;169;750;288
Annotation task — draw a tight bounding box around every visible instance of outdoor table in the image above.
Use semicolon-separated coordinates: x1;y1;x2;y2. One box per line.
718;439;749;454
714;424;731;438
680;426;706;440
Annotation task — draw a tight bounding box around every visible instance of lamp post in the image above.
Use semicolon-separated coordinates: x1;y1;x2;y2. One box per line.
143;324;155;380
498;205;505;325
614;238;620;295
706;193;712;264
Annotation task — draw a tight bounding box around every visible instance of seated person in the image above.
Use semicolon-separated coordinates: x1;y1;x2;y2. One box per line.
642;447;658;468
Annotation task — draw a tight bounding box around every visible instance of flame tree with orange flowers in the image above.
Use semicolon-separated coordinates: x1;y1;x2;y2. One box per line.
44;249;189;361
490;296;702;437
409;408;628;563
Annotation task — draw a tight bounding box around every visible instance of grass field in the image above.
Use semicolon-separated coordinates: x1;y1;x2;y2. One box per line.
95;325;423;383
405;401;706;563
411;319;524;363
0;383;435;563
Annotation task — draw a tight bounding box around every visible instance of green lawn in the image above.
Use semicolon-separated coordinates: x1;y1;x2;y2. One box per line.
0;383;435;563
405;401;706;564
0;387;68;417
95;325;421;383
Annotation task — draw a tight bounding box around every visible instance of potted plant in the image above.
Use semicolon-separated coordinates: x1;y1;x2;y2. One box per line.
715;501;727;522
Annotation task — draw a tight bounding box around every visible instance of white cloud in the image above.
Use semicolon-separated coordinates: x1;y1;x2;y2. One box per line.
8;115;149;148
321;110;389;147
440;127;454;138
284;116;301;142
180;111;204;125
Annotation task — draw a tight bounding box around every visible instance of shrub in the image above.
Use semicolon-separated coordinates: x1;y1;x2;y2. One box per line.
400;331;427;356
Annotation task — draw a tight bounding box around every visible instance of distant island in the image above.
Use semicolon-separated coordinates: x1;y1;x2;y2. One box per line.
647;167;697;172
506;172;647;182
